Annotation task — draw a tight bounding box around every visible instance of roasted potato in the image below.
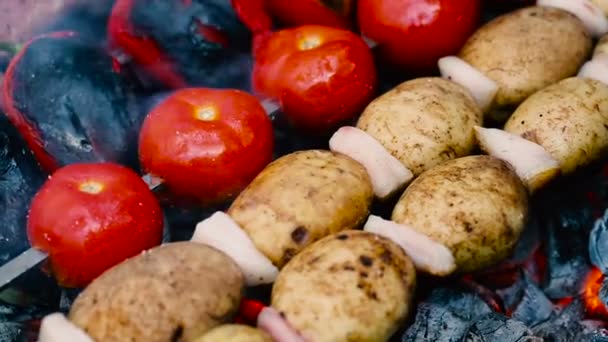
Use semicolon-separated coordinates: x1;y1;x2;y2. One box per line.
392;156;528;273
459;6;592;112
69;242;244;342
194;324;272;342
504;77;608;175
228;150;374;268
356;77;483;177
271;230;416;342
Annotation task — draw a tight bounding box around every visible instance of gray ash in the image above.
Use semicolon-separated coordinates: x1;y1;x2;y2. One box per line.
402;287;538;342
402;287;493;342
590;210;608;275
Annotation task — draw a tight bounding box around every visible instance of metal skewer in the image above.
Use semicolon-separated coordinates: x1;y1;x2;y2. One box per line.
0;179;165;291
0;100;282;291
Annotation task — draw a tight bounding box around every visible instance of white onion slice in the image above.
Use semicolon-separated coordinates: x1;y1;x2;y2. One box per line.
438;56;499;113
363;215;456;276
38;313;93;342
474;126;561;193
329;126;413;199
192;211;279;286
578;55;608;86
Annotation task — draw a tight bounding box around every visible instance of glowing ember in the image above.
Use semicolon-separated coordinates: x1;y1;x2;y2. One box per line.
582;267;608;319
554;297;574;309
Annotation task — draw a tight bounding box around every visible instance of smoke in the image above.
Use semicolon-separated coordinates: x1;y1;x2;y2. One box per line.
0;0;115;44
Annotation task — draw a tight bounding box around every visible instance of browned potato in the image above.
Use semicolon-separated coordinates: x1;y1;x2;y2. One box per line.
504;77;608;175
357;77;483;177
69;242;244;342
194;324;272;342
459;6;592;112
271;230;416;342
392;156;528;273
228;150;374;268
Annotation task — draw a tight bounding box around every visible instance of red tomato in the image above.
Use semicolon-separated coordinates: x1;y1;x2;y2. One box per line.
265;0;354;29
252;25;377;132
138;88;274;205
27;163;164;288
358;0;481;72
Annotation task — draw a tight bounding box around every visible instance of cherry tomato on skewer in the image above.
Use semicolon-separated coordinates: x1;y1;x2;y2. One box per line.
252;25;377;132
358;0;481;72
138;88;274;205
27;163;164;288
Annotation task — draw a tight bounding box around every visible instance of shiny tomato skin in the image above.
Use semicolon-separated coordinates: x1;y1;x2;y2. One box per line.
138;88;274;205
358;0;481;72
265;0;354;29
27;163;164;288
252;25;377;132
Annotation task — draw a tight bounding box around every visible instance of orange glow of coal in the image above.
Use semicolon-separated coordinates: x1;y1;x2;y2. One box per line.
582;267;608;319
554;297;574;309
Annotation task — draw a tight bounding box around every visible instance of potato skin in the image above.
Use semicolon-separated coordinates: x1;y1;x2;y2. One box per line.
459;6;592;110
504;77;608;175
392;156;528;273
357;77;483;176
69;242;244;342
194;324;272;342
228;150;374;268
272;230;416;342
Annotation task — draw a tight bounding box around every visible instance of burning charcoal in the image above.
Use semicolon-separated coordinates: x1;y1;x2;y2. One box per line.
0;300;53;342
583;329;608;342
497;271;554;327
0;321;21;342
532;299;587;341
600;276;608;311
0;114;46;265
2;32;143;173
589;209;608;274
511;216;543;263
541;203;593;299
582;267;608;319
459;277;505;313
402;287;493;342
402;303;470;342
463;312;539;342
424;288;495;321
510;286;553;327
